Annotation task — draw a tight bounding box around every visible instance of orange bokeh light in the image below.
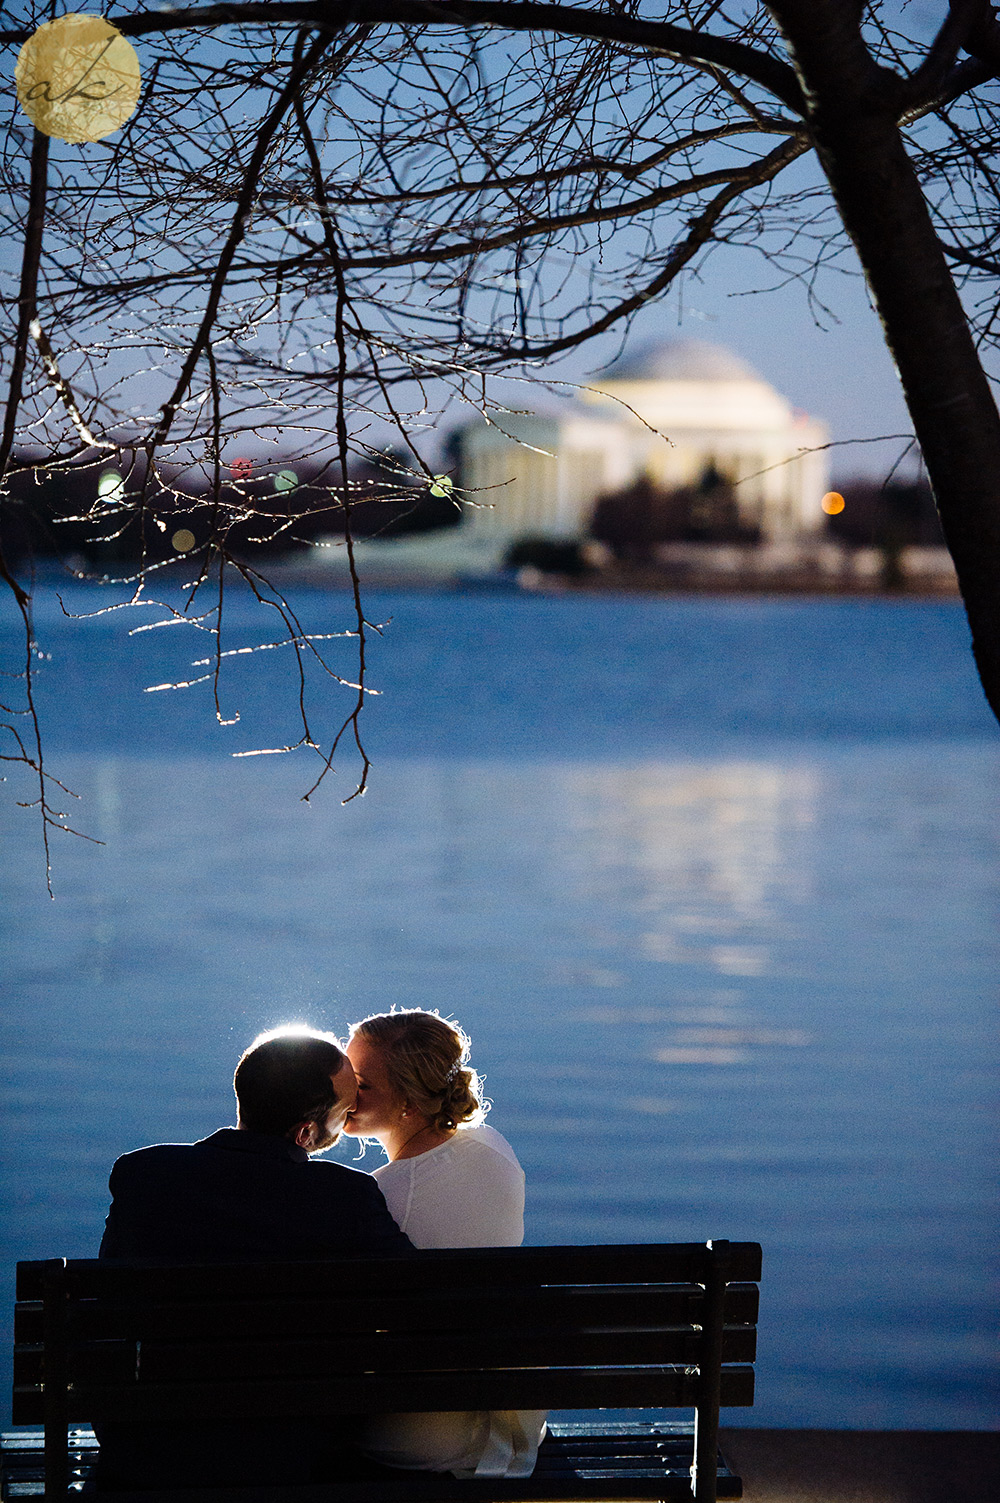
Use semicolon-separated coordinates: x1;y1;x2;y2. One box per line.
821;492;846;515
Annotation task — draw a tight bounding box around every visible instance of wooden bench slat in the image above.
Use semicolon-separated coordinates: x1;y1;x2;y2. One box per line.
15;1244;762;1302
155;1325;758;1374
12;1364;755;1425
537;1453;696;1472
0;1422;702;1445
1;1452;705;1476
13;1285;760;1344
13;1327;757;1388
0;1434;703;1470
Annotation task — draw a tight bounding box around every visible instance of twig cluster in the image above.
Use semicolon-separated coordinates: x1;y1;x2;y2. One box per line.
1;0;998;888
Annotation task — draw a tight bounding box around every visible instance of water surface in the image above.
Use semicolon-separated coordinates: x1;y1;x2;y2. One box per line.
2;588;996;1428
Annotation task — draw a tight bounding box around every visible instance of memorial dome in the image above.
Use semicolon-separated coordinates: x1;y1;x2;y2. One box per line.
599;338;762;384
585;335;791;433
460;334;828;546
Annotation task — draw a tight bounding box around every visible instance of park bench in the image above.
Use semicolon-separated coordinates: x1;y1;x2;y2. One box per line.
4;1240;761;1503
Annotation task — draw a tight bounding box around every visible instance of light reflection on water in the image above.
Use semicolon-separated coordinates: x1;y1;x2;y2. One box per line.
1;592;997;1430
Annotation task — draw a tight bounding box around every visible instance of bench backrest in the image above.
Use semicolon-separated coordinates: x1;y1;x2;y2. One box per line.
14;1241;761;1501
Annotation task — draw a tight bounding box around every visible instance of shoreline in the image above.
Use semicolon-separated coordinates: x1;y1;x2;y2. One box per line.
240;564;963;600
9;555;961;601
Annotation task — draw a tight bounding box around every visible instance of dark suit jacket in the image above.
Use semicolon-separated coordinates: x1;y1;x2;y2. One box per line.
96;1128;412;1488
99;1127;412;1262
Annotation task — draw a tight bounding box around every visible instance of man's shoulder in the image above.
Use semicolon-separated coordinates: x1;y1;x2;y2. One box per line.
111;1131;282;1169
109;1142;203;1181
112;1142;201;1167
110;1140;379;1185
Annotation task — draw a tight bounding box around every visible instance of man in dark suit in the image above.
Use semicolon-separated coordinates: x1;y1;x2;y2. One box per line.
96;1027;413;1488
101;1026;411;1263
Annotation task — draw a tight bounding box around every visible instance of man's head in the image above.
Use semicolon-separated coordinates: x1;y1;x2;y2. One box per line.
234;1027;357;1152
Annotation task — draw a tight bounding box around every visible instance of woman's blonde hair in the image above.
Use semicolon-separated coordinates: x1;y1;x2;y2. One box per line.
348;1009;486;1132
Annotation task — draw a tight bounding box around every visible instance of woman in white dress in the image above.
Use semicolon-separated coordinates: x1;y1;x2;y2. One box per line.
342;1008;546;1479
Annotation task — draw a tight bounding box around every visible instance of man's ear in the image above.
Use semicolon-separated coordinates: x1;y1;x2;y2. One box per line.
293;1120;315;1150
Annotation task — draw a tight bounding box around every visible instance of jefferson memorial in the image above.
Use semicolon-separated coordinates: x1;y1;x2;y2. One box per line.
459;338;829;544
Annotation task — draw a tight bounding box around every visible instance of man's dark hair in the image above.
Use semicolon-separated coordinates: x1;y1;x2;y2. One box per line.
234;1028;346;1137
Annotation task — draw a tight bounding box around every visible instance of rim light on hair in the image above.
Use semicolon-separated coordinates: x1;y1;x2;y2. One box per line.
348;1008;488;1137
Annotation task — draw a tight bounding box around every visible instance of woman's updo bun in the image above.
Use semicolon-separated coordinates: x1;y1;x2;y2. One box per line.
349;1009;487;1132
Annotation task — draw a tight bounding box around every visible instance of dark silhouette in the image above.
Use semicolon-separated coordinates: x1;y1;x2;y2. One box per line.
823;479;944;550
96;1029;411;1492
591;466;761;561
99;1125;412;1263
824;479;945;592
505;536;593;576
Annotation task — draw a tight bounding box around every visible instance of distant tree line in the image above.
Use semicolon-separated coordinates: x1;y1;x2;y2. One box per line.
588;470;942;562
1;450;461;568
590;466;761;561
5;442;942;575
822;480;944;550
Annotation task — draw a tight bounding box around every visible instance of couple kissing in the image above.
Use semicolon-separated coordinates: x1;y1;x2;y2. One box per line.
98;1009;546;1489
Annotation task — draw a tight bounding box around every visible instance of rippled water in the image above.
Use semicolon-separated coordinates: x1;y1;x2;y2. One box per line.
1;586;997;1429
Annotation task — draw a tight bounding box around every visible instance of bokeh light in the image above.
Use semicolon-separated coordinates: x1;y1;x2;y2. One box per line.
98;470;124;502
171;529;196;553
821;491;846;515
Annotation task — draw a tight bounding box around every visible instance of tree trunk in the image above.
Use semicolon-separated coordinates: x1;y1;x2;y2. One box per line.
768;0;1000;726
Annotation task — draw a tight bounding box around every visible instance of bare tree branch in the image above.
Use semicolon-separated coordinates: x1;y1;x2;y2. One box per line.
3;0;1000;881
